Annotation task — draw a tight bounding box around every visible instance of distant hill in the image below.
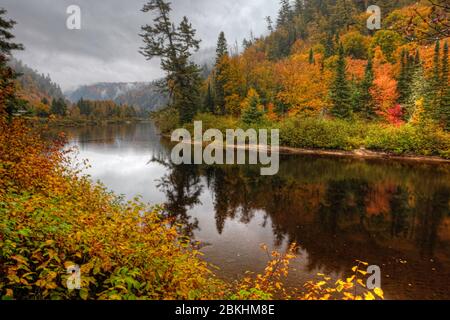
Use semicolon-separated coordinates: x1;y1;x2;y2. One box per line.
65;82;168;112
9;59;65;105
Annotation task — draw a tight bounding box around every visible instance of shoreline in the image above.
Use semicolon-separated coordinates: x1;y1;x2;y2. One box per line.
161;134;450;165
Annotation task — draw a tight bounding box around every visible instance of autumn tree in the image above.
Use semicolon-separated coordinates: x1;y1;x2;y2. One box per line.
330;44;352;119
139;0;201;124
214;31;229;115
0;8;24;119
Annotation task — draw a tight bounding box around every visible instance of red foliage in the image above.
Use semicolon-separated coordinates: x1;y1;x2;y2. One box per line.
383;104;405;126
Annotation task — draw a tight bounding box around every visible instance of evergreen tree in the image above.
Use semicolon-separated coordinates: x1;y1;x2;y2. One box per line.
203;81;215;114
277;0;293;29
50;98;67;117
406;61;429;122
440;42;449;130
140;0;201;124
330;44;352;119
309;48;315;64
242;91;263;125
430;40;441;116
360;56;376;119
323;33;335;58
0;8;24;118
397;49;409;104
214;31;228;115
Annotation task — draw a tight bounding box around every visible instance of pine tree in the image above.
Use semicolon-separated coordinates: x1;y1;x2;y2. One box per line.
440;42;450;130
277;0;293;29
309;48;315;65
330;44;352;119
397;49;409;104
360;56;376;119
406;61;429;122
203;81;215;114
0;8;24;118
214;31;228;115
140;0;201;124
294;0;304;17
323;33;335;58
50;98;67;117
430;40;441;117
242;90;263;125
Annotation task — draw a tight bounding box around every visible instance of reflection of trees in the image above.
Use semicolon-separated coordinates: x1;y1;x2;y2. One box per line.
152;144;450;297
153;155;203;238
195;157;450;298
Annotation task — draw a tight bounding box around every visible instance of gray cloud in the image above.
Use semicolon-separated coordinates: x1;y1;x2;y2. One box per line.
2;0;278;91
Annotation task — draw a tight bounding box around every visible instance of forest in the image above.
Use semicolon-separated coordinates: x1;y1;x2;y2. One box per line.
151;0;450;158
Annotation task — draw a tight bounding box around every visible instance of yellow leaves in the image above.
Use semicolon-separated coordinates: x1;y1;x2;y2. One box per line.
374;287;384;299
364;292;376;300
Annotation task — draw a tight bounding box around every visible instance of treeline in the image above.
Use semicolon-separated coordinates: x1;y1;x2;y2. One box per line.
144;0;449;132
23;97;144;121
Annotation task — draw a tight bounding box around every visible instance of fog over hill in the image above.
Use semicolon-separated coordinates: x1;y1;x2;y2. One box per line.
65;82;168;112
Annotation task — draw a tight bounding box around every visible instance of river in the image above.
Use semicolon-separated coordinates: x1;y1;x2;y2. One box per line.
59;121;450;300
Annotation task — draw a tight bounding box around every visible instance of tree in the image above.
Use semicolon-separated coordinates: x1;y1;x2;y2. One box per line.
439;41;449;130
203;81;214;113
241;89;263;125
406;62;429;122
50;98;67;117
429;40;441;116
360;56;375;118
0;8;24;119
352;56;376;118
277;0;293;29
309;48;315;65
330;44;352;119
214;31;229;115
139;0;201;124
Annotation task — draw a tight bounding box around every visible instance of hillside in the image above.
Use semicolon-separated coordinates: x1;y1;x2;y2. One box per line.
66;82;168;112
8;58;65;105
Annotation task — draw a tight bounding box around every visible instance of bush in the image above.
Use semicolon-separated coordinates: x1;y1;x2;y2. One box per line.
366;123;450;157
279;117;365;151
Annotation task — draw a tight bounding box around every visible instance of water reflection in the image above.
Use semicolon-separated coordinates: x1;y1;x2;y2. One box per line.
59;123;450;300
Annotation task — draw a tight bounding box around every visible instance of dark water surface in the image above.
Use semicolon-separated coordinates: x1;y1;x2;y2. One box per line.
60;122;450;300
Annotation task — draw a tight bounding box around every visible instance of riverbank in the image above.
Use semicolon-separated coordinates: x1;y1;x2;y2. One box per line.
24;117;151;128
154;111;450;161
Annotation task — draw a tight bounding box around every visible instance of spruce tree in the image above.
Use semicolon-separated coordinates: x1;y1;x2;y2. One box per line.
140;0;201;124
440;42;449;130
214;31;228;115
330;44;352;119
309;48;315;65
0;8;24;118
430;40;441;117
406;60;429;122
203;81;214;114
277;0;293;29
242;91;263;125
50;98;67;117
360;56;376;119
397;49;409;104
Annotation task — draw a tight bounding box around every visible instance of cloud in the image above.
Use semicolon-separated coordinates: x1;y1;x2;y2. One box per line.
2;0;278;91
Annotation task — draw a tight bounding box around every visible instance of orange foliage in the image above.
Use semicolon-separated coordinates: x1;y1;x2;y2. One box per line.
371;62;399;116
276;54;332;116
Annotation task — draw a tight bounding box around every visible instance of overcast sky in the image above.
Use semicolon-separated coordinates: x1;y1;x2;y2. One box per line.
2;0;279;91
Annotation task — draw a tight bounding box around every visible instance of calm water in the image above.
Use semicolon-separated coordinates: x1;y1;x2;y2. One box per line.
60;122;450;300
